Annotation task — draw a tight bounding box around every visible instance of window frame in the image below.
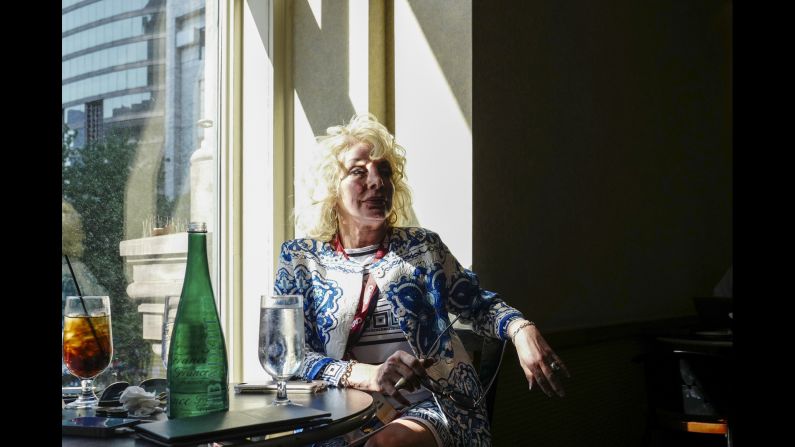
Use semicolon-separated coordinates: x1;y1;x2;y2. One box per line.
219;0;293;383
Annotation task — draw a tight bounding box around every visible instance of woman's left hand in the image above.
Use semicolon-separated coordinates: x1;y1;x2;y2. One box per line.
511;322;570;397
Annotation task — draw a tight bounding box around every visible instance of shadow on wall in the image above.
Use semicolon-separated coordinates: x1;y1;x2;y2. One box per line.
407;0;472;130
286;0;473;137
292;0;356;135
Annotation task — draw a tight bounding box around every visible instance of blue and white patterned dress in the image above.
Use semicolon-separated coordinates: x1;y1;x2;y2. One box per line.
274;227;525;446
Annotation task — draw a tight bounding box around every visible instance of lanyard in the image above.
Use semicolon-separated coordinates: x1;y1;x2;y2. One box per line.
333;233;389;359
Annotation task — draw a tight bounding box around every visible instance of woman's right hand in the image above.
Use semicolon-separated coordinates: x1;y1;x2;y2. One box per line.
349;350;433;406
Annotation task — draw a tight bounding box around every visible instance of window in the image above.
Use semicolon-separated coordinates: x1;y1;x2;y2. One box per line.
62;0;473;389
62;0;219;389
85;100;103;144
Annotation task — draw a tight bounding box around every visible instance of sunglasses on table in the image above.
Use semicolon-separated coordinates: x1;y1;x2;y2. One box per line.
90;378;167;408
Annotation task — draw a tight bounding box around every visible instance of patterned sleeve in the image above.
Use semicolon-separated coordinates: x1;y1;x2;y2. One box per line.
274;241;355;386
434;235;525;341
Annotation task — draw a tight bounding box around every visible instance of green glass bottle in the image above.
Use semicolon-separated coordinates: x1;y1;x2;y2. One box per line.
167;222;229;418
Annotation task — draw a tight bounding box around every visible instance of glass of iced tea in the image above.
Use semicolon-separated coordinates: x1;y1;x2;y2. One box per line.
62;296;113;409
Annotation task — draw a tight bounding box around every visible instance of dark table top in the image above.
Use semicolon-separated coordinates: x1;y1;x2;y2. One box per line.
62;386;376;446
638;322;733;358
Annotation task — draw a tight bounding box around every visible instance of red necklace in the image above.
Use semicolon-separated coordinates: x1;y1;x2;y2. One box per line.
333;230;390;359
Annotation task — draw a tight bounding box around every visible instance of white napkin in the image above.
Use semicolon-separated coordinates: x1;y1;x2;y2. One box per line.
119;386;163;417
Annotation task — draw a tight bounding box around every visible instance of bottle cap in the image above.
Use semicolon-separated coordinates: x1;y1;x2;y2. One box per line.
188;222;207;233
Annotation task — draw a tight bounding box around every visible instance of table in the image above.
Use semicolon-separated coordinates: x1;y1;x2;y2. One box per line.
63;386;376;446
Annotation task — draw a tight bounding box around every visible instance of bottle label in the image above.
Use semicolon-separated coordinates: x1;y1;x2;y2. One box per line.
168;318;228;417
169;385;226;414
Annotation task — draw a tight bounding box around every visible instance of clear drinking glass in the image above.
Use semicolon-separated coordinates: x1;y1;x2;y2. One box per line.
258;294;305;406
161;295;180;368
62;296;113;409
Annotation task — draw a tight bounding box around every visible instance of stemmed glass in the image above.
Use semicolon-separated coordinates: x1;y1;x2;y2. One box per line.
161;295;180;368
62;296;113;409
258;294;305;406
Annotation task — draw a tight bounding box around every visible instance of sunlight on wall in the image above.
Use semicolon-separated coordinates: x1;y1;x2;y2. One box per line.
394;0;472;267
308;0;322;29
241;0;276;383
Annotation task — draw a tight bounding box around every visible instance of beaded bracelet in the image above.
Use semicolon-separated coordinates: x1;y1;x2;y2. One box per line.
510;320;536;342
339;360;358;388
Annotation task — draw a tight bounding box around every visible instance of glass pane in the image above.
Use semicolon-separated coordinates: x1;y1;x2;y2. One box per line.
62;0;217;390
62;0;151;33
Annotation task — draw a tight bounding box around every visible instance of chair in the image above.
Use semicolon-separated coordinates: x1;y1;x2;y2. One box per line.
478;336;506;421
456;324;506;425
638;336;733;447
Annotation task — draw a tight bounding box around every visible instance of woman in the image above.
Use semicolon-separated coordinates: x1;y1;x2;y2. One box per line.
274;113;569;447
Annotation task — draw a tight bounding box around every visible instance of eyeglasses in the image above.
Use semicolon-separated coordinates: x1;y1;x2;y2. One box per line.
404;313;507;412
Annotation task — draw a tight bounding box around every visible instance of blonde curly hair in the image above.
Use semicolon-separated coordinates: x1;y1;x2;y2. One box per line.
295;113;413;241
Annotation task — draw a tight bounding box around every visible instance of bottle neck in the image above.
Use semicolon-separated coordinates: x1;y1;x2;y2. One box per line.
185;231;211;283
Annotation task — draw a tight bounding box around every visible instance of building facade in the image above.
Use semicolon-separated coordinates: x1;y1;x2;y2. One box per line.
62;0;206;203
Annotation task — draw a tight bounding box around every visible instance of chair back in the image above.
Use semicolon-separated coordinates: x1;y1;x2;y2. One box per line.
457;325;506;425
478;336;506;424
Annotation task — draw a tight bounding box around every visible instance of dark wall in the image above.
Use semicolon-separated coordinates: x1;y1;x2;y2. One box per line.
472;0;732;330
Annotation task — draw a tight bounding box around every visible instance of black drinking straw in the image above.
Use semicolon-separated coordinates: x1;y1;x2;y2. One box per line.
64;255;107;359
